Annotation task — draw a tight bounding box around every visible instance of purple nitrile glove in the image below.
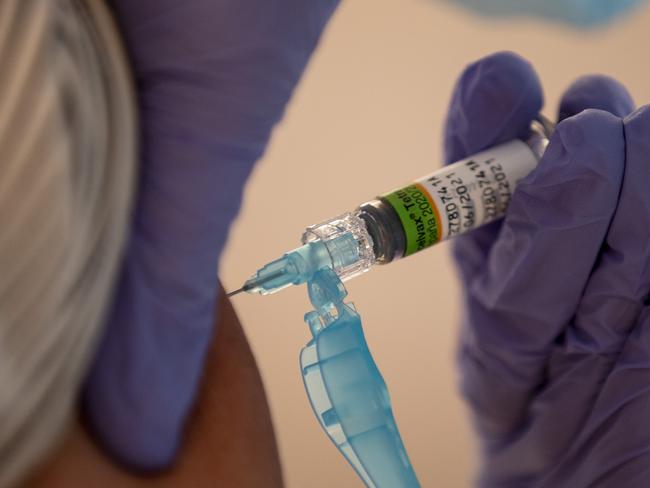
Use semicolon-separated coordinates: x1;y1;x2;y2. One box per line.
446;51;650;487
83;0;339;470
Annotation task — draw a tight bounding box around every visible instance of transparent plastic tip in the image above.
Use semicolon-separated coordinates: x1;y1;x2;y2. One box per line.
301;212;376;282
239;213;376;296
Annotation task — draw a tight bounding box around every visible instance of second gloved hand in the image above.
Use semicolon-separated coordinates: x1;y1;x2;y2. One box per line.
446;52;650;487
83;0;339;470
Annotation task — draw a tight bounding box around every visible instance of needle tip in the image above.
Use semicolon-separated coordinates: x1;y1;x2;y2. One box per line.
226;287;245;298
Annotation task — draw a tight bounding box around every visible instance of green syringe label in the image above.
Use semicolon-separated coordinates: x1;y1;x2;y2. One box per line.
383;140;539;257
382;184;442;256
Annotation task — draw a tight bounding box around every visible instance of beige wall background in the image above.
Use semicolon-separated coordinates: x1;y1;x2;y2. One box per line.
221;2;650;487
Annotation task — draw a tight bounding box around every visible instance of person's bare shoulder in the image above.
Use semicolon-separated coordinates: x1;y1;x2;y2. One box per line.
25;287;283;488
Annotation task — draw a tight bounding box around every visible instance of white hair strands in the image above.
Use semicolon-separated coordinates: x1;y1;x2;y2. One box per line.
0;0;136;485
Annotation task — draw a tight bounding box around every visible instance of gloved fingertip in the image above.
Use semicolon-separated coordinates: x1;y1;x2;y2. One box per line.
624;103;650;133
82;398;182;472
558;75;636;121
444;51;544;162
623;103;650;178
82;260;216;472
520;108;625;225
83;358;190;472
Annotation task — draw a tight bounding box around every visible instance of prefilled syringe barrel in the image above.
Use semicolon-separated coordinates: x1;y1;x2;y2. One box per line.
235;123;550;296
386;140;537;253
359;129;548;263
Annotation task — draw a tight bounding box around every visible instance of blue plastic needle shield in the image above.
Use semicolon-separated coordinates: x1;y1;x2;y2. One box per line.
300;268;420;488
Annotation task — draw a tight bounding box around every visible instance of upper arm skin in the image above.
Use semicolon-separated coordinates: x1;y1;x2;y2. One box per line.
25;287;284;488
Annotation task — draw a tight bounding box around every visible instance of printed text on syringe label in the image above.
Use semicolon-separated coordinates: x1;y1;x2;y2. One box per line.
419;140;537;241
382;139;537;256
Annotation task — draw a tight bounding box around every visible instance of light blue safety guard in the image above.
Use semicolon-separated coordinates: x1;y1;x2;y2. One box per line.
300;268;420;488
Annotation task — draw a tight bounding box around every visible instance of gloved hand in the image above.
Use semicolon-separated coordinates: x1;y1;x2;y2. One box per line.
445;51;650;487
83;0;339;470
447;0;643;26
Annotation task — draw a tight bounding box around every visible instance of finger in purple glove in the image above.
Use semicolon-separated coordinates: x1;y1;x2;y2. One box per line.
477;76;635;483
446;54;645;486
461;107;625;440
540;104;650;487
84;0;339;470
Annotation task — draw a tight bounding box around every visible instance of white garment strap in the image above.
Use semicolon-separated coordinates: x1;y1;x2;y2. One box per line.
0;1;136;485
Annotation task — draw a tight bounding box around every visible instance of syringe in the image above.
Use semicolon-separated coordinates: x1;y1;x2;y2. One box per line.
228;117;553;297
227;215;375;296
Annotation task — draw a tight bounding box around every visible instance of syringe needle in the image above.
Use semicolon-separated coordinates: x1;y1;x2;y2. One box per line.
227;258;303;297
226;286;246;298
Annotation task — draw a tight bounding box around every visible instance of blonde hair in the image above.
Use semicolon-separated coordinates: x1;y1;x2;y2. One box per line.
0;0;136;484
